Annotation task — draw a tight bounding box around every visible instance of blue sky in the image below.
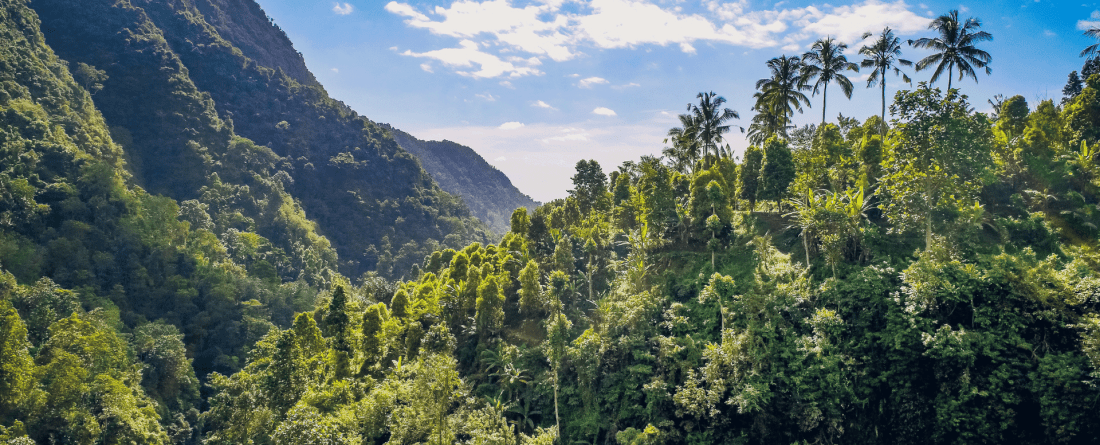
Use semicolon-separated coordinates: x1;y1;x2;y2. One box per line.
254;0;1096;202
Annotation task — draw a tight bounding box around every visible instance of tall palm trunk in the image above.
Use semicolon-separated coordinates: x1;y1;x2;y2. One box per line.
880;67;887;136
947;62;954;91
821;81;828;124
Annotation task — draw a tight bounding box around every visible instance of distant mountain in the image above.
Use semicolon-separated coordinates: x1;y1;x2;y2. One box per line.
386;125;539;233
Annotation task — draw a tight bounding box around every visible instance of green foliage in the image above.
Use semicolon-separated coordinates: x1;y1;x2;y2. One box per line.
759;137;796;203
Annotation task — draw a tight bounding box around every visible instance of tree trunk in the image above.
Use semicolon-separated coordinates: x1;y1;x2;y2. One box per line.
947;63;953;91
925;178;933;250
881;68;887;137
804;230;811;266
822;82;828;124
554;366;561;444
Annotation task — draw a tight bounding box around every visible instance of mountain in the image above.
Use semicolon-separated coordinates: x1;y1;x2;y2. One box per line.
32;0;492;280
386;125;539;233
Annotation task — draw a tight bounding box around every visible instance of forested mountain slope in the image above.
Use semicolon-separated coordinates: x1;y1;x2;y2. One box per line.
31;0;492;279
387;125;539;234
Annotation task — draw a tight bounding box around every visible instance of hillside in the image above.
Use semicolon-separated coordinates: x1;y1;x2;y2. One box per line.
387;125;539;233
31;0;492;279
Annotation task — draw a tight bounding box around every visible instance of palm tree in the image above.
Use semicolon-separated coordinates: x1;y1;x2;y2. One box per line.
1081;25;1100;61
801;37;859;124
663;113;701;175
909;10;993;91
688;92;741;166
751;55;811;144
860;27;912;135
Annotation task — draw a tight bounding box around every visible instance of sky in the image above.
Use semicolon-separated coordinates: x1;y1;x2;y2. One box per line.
253;0;1096;202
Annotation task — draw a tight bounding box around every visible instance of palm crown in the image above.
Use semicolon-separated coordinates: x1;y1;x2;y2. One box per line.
750;55;811;145
860;27;912;133
801;37;859;124
689;92;740;166
909;10;992;90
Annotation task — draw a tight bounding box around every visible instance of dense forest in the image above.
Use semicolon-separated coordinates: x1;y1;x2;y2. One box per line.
3;0;1100;444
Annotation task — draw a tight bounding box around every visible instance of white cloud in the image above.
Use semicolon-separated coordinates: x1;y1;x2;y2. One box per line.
592;107;617;116
794;0;932;45
386;0;574;61
533;100;557;110
499;80;515;89
568;73;581;78
959;5;969;13
611;82;641;90
578;76;609;88
1044;30;1056;37
387;0;932;77
499;121;525;130
331;67;339;73
332;2;354;15
1078;11;1100;31
401;40;543;78
420;63;434;73
476;92;497;101
495;156;507;161
384;2;427;21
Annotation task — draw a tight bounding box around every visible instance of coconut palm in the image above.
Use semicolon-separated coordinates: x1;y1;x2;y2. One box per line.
663;113;701;175
909;10;993;90
688;91;741;167
750;55;811;144
801;37;859;124
1081;25;1100;61
860;27;912;134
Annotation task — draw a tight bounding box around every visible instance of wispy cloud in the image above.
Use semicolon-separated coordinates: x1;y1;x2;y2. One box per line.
499;121;525;130
533;100;557;110
593;107;617;116
1078;11;1100;31
578;77;609;88
475;92;497;101
332;2;354;15
612;82;642;90
401;40;543;78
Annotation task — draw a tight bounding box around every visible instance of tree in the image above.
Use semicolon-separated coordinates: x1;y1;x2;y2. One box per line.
510;207;530;235
739;145;763;211
750;56;811;144
909;10;993;91
705;181;725;269
860;27;913;135
517;260;542;315
475;276;505;339
361;303;385;369
664;113;702;176
1064;71;1084;104
569;160;608;213
801;37;859;124
759;137;796;206
882;86;992;249
72;62;107;95
325;285;352;377
0;300;34;422
689;92;741;165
